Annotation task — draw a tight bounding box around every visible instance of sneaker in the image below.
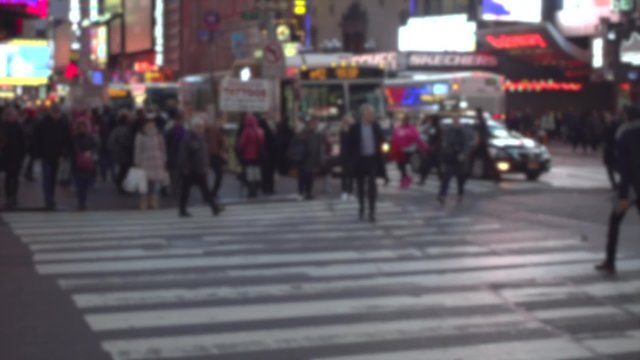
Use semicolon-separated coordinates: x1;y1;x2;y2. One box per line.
594;262;616;275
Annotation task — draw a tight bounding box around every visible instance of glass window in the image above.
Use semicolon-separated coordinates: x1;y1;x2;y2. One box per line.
349;84;384;117
300;85;345;121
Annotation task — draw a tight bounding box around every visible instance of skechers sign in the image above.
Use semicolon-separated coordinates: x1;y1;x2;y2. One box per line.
407;53;498;69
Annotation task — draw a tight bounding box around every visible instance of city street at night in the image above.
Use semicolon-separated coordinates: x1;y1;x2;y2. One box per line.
2;147;640;360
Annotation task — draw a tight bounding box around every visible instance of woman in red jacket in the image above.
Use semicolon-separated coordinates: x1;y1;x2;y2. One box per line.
238;114;265;198
391;115;426;189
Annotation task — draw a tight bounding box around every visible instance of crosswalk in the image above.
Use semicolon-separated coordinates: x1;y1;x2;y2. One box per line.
3;200;640;360
382;164;611;196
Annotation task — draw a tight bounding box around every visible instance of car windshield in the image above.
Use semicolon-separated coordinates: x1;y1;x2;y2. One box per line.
441;116;515;140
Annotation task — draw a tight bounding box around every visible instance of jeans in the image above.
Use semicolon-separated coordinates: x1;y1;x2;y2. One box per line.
210;155;225;198
41;159;59;208
180;172;218;213
356;156;378;215
439;162;467;198
397;160;408;178
298;170;314;198
74;171;93;209
99;152;115;182
605;194;640;267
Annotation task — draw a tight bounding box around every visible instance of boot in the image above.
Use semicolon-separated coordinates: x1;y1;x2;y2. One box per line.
139;196;148;210
149;195;160;209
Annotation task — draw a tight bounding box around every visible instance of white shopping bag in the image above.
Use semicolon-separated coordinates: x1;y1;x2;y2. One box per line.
123;167;148;194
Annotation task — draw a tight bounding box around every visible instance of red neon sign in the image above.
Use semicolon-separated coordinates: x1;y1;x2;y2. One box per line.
486;34;548;49
503;81;583;92
0;0;48;18
133;61;159;73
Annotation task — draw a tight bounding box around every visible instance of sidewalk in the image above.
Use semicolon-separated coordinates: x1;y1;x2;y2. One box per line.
2;167;320;212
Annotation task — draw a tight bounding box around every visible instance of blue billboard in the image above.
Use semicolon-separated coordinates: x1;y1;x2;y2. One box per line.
0;40;52;85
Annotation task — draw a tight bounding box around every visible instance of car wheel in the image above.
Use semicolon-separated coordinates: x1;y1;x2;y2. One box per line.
470;158;485;179
525;171;541;181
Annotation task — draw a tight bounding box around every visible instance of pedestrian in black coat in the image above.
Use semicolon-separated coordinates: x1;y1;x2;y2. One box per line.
596;106;640;275
346;104;386;222
603;114;621;190
0;107;26;209
33;105;72;210
258;116;277;195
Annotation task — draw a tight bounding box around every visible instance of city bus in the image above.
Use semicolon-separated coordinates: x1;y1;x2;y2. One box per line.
107;82;179;111
383;71;505;119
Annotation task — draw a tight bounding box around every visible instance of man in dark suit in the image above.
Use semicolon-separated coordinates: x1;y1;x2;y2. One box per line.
346;104;385;223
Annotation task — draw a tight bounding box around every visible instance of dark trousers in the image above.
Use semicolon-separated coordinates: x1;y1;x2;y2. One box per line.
261;162;276;195
439;162;467;198
99;152;115;182
605;196;640;267
341;167;354;194
470;146;499;180
356;156;378;215
180;172;217;213
5;168;20;201
23;156;35;179
74;171;93;209
41;159;59;208
115;161;131;193
210;155;225;198
298;170;314;198
605;163;618;190
397;160;409;178
420;154;442;183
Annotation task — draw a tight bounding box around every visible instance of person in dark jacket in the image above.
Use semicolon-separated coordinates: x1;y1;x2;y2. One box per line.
419;115;442;185
71;121;98;211
178;118;222;217
108;111;134;195
33;105;72;210
346;104;386;222
165;110;188;193
298;117;326;200
22;107;38;181
469;108;500;182
340;114;355;200
603;113;621;190
595;107;640;275
207;118;228;199
438;115;473;205
1;107;27;209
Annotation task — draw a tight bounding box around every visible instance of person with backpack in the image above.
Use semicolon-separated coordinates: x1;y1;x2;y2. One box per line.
134;118;168;210
71;121;98;211
595;106;640;275
0;106;26;210
438;115;472;205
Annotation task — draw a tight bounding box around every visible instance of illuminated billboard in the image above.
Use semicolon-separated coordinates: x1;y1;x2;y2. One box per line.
124;0;153;53
90;25;108;68
556;0;620;37
482;0;542;23
0;0;48;18
0;39;52;86
399;14;477;52
104;0;122;14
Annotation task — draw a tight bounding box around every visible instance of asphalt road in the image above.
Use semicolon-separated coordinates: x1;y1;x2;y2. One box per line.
1;145;639;360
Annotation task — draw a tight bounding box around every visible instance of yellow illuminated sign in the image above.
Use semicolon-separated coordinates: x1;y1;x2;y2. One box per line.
309;68;327;80
0;78;48;86
293;0;307;15
335;67;359;80
108;88;130;98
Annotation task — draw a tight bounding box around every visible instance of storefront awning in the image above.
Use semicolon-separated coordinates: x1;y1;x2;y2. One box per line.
478;22;590;69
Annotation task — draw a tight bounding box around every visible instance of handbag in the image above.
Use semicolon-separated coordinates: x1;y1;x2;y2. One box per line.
76;152;96;171
123;167;148;194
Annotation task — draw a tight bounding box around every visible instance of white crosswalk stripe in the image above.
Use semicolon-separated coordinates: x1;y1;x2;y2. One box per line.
3;199;640;360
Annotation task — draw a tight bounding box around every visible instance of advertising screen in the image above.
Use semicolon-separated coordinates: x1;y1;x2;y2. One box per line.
124;0;152;53
0;0;48;18
398;14;477;52
0;39;52;85
482;0;542;23
104;0;122;14
556;0;620;37
90;25;108;68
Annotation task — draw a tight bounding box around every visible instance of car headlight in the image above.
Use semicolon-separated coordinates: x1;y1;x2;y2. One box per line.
382;142;390;154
